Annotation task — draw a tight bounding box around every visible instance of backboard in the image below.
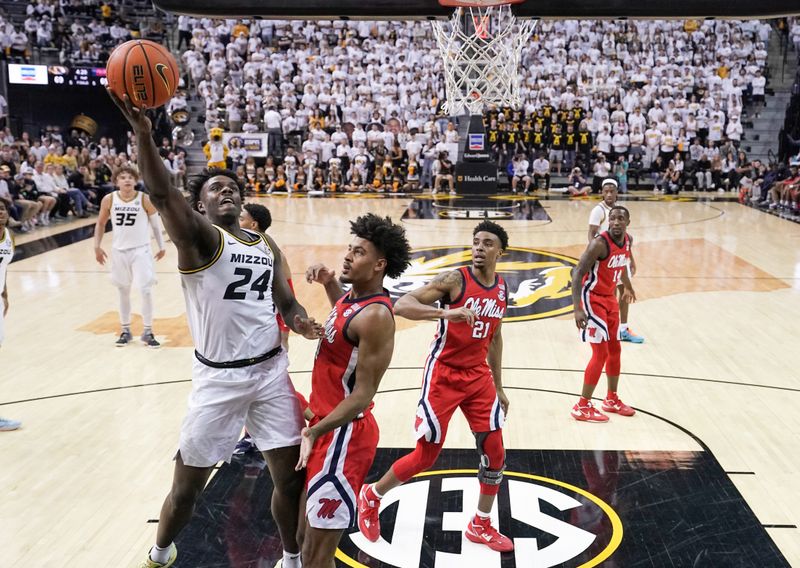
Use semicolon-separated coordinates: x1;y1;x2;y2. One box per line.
154;0;800;19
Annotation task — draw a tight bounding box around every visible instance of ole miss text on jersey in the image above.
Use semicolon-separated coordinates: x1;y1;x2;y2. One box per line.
430;266;508;369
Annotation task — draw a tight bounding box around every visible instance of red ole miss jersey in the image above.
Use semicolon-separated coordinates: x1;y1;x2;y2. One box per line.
309;290;393;418
582;232;631;297
431;267;507;369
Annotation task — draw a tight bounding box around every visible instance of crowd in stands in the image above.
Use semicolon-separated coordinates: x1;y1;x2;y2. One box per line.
2;9;797;208
752;17;800;215
0;125;186;233
1;0;167;64
176;16;778;195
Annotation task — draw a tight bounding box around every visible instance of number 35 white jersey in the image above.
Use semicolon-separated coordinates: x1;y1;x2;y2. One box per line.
111;191;150;250
180;226;280;363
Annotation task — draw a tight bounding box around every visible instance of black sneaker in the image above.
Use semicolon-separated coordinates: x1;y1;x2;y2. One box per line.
115;331;133;347
141;332;161;349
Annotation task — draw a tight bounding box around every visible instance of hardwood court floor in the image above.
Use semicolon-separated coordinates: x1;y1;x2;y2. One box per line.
0;193;798;566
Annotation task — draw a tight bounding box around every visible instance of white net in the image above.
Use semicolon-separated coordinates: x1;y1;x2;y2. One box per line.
432;4;536;116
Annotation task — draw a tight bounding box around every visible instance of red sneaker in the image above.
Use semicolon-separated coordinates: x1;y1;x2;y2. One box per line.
602;396;636;416
465;514;514;552
570;401;609;422
357;484;381;542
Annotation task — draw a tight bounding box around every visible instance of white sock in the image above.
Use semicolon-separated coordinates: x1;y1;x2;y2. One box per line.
150;544;173;564
476;509;490;519
619;323;629;333
141;288;154;329
282;550;302;568
118;287;132;330
370;483;384;499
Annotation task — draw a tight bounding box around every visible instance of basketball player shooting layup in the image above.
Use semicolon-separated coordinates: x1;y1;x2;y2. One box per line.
109;91;323;568
358;220;514;552
572;205;637;423
93;166;165;348
298;213;411;567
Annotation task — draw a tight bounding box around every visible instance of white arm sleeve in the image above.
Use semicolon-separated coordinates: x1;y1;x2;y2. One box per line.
149;213;165;250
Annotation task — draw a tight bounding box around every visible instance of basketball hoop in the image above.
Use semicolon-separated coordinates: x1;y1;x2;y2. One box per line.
432;0;536;116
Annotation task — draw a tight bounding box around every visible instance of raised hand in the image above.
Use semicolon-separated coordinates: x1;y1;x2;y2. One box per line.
306;263;336;285
106;89;152;135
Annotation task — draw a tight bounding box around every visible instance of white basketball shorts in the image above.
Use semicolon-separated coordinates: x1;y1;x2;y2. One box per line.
111;245;156;289
178;350;304;467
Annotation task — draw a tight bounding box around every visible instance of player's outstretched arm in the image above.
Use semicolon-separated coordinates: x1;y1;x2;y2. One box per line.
306;263;344;307
106;89;216;258
571;238;607;330
266;234;322;339
296;304;394;470
394;269;474;324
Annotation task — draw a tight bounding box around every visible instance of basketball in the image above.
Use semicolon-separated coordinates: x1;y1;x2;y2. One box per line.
106;40;179;109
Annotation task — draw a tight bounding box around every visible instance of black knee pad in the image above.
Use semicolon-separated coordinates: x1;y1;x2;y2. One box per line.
474;431;505;486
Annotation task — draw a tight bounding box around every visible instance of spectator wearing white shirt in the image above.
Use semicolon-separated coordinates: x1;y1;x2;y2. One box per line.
510;153;531;194
592;154;611;193
725;115;743;147
750;69;766;116
531;153;551;190
263;106;283;157
595;127;613;157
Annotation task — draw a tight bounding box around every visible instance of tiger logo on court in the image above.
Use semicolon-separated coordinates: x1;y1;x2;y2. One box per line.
384;246;578;321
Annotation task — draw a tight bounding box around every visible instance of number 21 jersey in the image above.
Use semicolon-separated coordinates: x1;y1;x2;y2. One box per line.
431;266;507;370
180;226;279;363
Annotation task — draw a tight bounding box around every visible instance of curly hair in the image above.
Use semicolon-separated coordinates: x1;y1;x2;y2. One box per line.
187;167;245;212
473;220;509;250
350;213;412;279
243;203;272;232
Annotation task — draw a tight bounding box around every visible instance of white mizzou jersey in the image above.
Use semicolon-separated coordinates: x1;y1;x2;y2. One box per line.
0;227;14;294
111;191;150;250
180;225;280;364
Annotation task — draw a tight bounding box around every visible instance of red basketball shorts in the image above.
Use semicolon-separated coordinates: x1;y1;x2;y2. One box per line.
305;413;379;529
414;360;505;444
581;292;620;343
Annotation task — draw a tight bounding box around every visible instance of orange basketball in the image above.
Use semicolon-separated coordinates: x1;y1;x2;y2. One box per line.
106;40;179;109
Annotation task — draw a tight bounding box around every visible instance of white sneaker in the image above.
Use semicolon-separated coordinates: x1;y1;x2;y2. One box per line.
0;418;22;431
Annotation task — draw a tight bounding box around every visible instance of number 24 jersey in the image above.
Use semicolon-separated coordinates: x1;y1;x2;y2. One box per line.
180;226;279;364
